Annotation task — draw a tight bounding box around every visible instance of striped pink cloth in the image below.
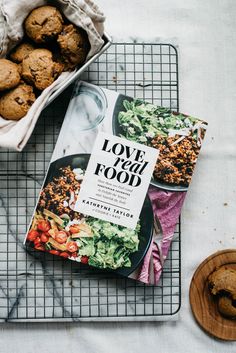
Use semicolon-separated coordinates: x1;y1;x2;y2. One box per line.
138;186;187;284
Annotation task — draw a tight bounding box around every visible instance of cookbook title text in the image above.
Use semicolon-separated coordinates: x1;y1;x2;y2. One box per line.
94;138;149;187
75;132;159;229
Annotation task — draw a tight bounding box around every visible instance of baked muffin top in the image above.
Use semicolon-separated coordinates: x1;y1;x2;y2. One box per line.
24;6;64;43
0;59;21;91
21;48;64;90
0;83;36;120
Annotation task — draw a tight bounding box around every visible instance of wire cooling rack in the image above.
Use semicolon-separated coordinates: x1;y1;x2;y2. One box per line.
0;43;180;322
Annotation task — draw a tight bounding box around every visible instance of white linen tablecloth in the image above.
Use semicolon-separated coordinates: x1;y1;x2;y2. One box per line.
1;1;236;352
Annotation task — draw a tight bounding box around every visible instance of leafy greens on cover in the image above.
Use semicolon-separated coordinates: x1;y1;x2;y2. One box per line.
118;99;202;143
76;218;140;269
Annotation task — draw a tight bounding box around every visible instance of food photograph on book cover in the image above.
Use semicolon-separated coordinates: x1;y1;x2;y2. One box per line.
25;81;207;284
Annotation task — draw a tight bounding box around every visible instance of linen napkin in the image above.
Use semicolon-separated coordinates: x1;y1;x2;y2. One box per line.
138;187;187;285
0;0;105;151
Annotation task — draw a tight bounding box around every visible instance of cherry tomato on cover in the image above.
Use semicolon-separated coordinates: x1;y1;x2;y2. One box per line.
40;233;49;243
69;225;80;234
60;252;70;258
27;229;39;242
66;241;78;253
34;244;45;251
49;249;60;256
80;256;89;264
37;220;51;233
34;237;41;246
55;231;68;244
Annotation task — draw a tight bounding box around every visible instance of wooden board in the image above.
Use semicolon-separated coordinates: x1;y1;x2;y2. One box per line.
189;249;236;341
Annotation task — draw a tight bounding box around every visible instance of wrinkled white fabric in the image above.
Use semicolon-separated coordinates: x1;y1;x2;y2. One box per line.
0;0;105;151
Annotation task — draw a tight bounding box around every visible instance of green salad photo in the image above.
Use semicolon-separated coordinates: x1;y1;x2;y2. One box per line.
118;99;203;144
78;218;140;269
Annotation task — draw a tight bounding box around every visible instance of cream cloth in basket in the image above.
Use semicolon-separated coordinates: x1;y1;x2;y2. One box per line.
0;0;105;151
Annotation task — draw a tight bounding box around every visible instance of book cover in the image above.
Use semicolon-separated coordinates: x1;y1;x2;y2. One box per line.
24;81;207;284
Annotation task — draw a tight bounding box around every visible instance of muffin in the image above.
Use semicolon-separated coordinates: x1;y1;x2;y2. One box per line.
10;42;35;63
208;266;236;319
57;24;90;70
0;84;36;120
22;49;64;91
24;6;64;43
0;59;21;91
208;266;236;299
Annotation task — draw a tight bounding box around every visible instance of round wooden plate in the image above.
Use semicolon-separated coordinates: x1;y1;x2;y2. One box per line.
189;249;236;341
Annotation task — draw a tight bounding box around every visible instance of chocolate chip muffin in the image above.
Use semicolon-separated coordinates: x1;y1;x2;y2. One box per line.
10;42;35;63
22;49;64;91
57;24;90;70
24;6;64;44
0;84;36;120
0;59;21;91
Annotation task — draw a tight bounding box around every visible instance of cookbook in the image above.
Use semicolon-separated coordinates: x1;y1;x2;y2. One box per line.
24;81;207;284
